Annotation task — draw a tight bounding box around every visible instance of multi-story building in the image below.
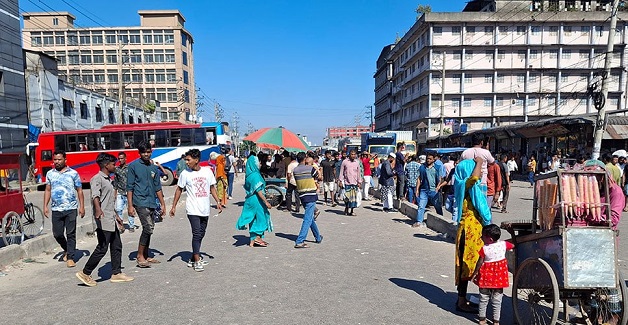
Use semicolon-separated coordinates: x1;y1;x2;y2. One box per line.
327;125;374;139
22;10;195;123
0;0;28;152
375;0;628;144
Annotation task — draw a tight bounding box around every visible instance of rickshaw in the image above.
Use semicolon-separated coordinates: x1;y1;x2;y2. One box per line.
265;177;286;208
0;153;25;245
502;169;627;324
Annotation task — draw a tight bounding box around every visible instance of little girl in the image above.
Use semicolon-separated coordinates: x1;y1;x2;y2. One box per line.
471;224;514;325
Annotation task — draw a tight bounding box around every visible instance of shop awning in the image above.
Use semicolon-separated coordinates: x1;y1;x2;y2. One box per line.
604;124;628;140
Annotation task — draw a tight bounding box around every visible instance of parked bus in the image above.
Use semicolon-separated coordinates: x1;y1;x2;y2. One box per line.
35;122;227;185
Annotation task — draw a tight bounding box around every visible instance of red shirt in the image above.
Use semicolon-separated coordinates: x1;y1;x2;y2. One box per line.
361;157;372;176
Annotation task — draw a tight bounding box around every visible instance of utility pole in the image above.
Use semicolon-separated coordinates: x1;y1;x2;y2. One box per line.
214;103;224;122
365;105;373;131
117;42;124;124
592;0;620;160
439;50;446;147
232;112;239;156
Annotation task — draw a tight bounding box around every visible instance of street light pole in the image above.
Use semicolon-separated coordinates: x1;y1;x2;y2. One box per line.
439;50;446;147
592;0;620;160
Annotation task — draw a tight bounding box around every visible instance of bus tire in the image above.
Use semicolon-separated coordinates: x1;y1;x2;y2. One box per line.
160;169;175;186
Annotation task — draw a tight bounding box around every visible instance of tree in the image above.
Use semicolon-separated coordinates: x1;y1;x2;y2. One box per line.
143;101;156;113
416;4;432;20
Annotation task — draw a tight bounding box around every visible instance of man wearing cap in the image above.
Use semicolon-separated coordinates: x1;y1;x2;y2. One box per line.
379;153;397;213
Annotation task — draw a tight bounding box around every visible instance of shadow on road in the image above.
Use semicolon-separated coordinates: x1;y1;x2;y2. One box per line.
53;249;90;262
362;206;382;212
166;251;214;263
274;232;297;242
413;233;452;243
128;248;165;261
232;235;250;247
392;218;413;226
323;209;348;216
389;278;476;322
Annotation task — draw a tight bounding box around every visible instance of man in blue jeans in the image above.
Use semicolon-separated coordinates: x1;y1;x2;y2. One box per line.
293;152;323;248
225;148;237;199
413;152;443;228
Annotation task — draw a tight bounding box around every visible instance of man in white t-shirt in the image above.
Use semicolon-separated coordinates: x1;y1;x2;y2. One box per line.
170;149;222;272
461;134;494;185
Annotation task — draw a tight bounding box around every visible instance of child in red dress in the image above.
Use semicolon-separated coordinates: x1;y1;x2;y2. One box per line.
471;224;514;325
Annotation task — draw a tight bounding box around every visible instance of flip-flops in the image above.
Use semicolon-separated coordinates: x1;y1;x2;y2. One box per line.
146;258;161;264
294;243;309;249
136;260;151;268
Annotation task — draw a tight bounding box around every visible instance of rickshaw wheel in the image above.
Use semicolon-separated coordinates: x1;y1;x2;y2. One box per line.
265;185;283;208
22;204;45;238
2;211;24;246
579;270;628;325
513;258;559;325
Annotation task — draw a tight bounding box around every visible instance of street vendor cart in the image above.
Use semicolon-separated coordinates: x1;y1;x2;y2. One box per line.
502;170;627;325
0;153;25;245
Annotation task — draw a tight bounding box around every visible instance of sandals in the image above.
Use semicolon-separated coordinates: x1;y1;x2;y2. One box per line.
136;260;151;268
250;239;268;247
146;258;161;264
294;243;309;249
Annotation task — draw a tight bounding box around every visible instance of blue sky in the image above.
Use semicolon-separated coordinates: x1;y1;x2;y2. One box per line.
19;0;466;144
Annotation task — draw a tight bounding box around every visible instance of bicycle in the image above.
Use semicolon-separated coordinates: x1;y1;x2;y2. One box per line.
20;188;44;239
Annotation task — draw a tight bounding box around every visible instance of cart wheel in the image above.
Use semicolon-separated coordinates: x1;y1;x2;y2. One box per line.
22;204;44;238
2;211;24;246
265;185;283;208
513;258;560;325
579;270;628;325
160;169;175;186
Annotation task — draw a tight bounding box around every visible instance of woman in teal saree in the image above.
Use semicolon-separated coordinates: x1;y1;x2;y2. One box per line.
236;155;273;247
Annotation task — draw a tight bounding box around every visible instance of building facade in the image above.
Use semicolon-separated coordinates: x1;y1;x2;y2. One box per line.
0;0;29;152
25;50;151;133
22;10;195;123
327;125;374;139
375;0;628;144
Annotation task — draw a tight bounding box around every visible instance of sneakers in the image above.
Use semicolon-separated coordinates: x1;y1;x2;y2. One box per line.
187;258;210;268
110;273;134;283
193;261;205;272
75;271;97;287
228;196;233;200
66;259;76;268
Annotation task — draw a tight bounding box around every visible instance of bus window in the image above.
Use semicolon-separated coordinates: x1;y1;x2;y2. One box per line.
87;133;99;150
147;131;156;148
54;135;66;152
170;130;181;146
99;133;111;150
77;134;89;151
67;135;79;152
205;128;215;144
155;130;168;147
123;132;134;149
41;150;52;161
194;128;206;145
133;131;146;148
180;129;193;146
110;132;123;149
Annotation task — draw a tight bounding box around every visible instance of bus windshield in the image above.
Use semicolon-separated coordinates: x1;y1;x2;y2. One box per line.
369;145;396;158
404;143;416;154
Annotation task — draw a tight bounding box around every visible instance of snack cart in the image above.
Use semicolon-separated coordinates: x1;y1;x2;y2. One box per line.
0;153;25;245
502;170;627;325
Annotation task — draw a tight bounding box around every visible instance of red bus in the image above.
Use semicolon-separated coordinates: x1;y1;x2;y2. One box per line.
35;122;224;185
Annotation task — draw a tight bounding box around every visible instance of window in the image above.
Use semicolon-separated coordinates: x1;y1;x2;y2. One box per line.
166;70;177;82
31;37;42;46
68;54;79;65
465;51;473;60
466;26;475;34
106;35;116;44
145;73;155;83
496;97;504;106
433;27;443;35
452;26;461;35
118;35;129;44
108;108;115;124
95;106;103;122
154;54;165;63
67;34;78;45
153;34;164;44
484;74;493;83
562;50;571;59
43;36;54;46
530;50;538;59
515;99;524;106
93;53;104;64
564;26;572;36
106;53;117;64
549;26;559;36
143;34;152;44
452;74;461;84
184;89;190;103
464;74;472;84
55;36;65;45
80;35;90;45
531;26;540;35
181;33;188;46
484;98;492;107
453;51;462;60
580;73;589;81
122;73;131;83
580;50;589;59
561;74;569;83
432;74;441;84
129;35;141;44
81;55;92;64
155;73;166;83
485;50;493;59
131;72;142;83
518;50;526;60
596;26;604;36
108;74;118;83
144;53;154;63
499;26;509;34
81;74;93;83
182;52;188;65
164;34;174;44
129;51;142;63
496;74;505;83
451;98;460;107
52;18;59;26
581;26;591;35
165;53;175;63
484;26;493;35
516;26;526;35
92;35;103;44
156;91;166;102
549;49;558;59
529;74;538;83
63;99;73;116
549;74;557;83
517;74;525;83
80;102;88;119
183;71;189;84
94;73;105;83
497;50;505;60
528;97;537;106
463;99;471;107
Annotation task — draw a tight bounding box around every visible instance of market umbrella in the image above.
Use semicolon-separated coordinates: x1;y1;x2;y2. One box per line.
613;149;628;158
243;127;311;152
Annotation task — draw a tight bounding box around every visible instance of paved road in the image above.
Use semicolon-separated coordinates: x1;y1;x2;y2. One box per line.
0;177;626;324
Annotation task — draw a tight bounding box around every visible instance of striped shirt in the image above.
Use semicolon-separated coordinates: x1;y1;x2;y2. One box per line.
293;164;319;204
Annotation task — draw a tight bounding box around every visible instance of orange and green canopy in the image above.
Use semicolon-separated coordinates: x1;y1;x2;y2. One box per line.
243;127;311;152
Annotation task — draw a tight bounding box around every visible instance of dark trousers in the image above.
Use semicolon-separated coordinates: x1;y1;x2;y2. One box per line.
83;228;122;276
396;174;406;199
187;215;208;255
136;206;155;247
501;188;510;211
286;183;301;212
51;210;77;259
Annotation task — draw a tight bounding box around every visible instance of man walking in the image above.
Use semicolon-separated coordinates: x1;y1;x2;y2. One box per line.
487;160;502;208
225;148;237;199
320;150;337;206
127;142;166;268
113;152;137;232
293;152;323;248
461;134;494;186
76;153;134;286
340;150;362;216
44;150;85;267
380;153;397;213
395;142;407;201
170;149;222;272
498;154;511;213
360;151;373;201
413;153;442;228
286;153;301;213
405;155;421;204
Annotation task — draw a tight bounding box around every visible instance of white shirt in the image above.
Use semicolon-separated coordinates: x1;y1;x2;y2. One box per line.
507;160;518;173
177;167;217;216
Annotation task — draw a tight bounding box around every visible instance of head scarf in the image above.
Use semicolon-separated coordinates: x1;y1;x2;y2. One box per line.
453;159;492;225
583;159;616;185
244;155;266;198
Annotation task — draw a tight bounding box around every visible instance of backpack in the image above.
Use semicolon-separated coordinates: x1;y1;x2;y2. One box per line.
224;154;232;172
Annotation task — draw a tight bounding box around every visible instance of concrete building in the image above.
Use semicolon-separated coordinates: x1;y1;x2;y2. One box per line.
22;10;195;123
375;0;628;145
327;125;374;139
24;50;152;133
0;0;29;152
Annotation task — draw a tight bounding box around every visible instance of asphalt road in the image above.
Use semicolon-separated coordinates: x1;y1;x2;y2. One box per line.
0;176;626;324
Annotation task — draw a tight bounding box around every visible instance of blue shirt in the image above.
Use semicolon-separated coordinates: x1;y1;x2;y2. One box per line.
405;161;421;187
46;167;81;212
126;160;162;208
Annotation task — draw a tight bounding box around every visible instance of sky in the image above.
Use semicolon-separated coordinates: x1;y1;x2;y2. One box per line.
19;0;467;145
